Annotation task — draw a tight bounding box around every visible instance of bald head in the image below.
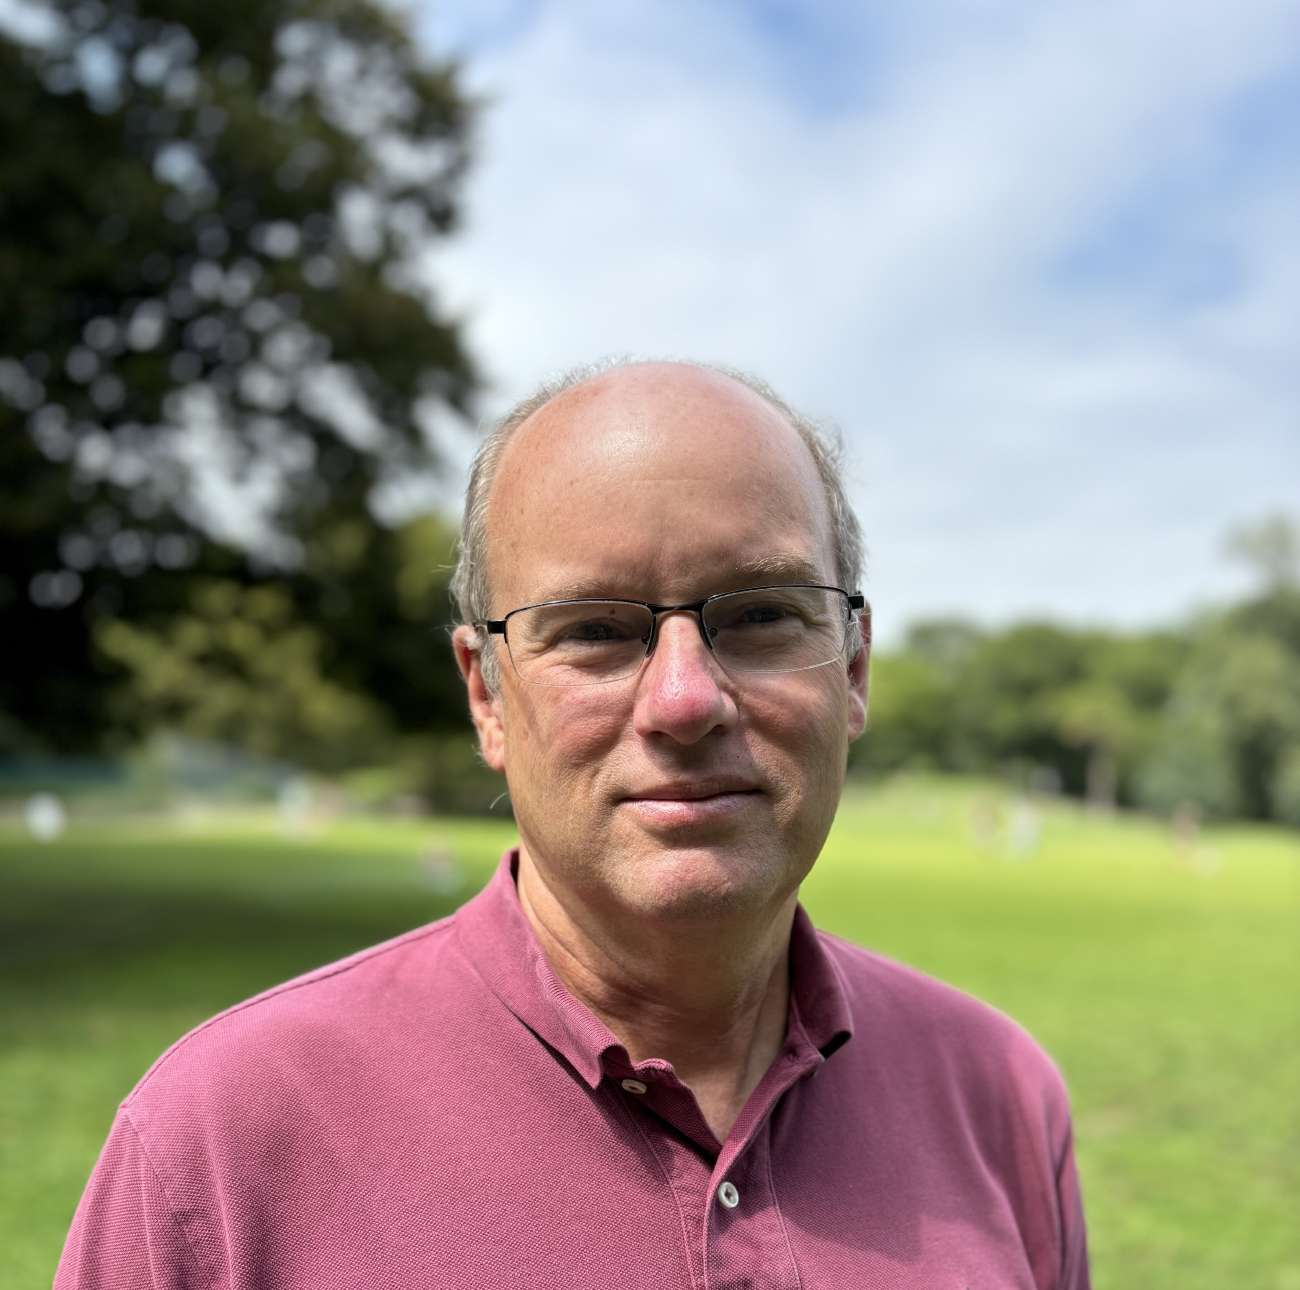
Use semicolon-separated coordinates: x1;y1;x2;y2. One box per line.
451;359;864;686
487;364;833;606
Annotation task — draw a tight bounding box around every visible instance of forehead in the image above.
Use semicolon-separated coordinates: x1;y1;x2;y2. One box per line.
486;365;835;606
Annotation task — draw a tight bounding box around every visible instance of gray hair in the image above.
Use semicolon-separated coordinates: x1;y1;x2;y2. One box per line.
451;358;866;689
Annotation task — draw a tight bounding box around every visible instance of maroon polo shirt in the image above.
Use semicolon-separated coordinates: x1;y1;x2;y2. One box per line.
57;850;1089;1289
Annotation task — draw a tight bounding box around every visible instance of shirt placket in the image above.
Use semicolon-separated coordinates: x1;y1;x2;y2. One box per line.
700;1118;801;1290
604;1041;822;1290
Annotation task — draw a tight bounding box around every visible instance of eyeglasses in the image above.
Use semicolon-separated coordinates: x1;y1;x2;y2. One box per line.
476;585;867;688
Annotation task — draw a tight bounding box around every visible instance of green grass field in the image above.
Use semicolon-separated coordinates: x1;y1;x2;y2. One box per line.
2;778;1297;1288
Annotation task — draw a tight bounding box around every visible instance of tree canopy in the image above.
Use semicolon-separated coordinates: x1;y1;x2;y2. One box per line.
856;520;1300;826
1;0;478;776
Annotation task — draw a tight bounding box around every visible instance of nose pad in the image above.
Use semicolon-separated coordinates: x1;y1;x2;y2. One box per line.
643;608;717;660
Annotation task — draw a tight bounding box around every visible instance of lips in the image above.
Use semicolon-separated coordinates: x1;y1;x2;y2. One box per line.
618;777;762;827
622;777;760;803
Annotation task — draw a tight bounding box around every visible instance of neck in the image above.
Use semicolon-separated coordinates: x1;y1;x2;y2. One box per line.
516;846;795;1144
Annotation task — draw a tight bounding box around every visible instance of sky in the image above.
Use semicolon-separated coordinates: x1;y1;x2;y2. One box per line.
410;0;1300;644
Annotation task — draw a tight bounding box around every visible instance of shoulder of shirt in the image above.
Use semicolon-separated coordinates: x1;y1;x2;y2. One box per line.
122;908;463;1109
815;929;1066;1086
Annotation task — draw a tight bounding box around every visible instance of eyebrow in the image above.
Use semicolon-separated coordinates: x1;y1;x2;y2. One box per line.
733;554;827;584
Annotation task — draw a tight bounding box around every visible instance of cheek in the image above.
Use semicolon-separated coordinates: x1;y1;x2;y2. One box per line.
745;675;850;798
506;687;629;780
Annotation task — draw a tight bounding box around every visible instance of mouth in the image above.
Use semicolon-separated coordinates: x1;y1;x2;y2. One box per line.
625;775;760;801
620;779;762;825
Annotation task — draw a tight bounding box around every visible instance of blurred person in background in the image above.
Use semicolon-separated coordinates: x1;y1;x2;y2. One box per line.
56;360;1088;1289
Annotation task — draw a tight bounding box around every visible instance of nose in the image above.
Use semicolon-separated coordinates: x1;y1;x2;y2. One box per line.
632;611;737;745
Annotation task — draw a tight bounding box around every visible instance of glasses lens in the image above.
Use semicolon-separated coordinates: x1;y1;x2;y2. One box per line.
703;586;849;673
505;601;654;686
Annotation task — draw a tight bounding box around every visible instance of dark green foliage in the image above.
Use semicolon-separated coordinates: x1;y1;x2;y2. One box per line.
1141;587;1300;820
856;619;1189;807
0;0;476;761
858;572;1300;823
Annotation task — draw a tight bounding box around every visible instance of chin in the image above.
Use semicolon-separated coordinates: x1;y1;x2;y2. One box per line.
612;842;796;923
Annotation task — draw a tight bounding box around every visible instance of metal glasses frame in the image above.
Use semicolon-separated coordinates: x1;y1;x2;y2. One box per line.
474;584;867;680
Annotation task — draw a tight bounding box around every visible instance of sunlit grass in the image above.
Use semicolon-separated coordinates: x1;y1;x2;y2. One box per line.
1;780;1296;1288
803;778;1300;1290
0;808;516;1286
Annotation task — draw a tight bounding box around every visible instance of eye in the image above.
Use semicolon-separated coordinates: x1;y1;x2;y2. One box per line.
740;603;789;624
722;599;802;628
564;619;629;642
552;612;647;646
705;590;823;637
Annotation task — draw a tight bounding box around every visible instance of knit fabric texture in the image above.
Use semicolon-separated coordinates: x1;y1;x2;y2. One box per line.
56;850;1089;1289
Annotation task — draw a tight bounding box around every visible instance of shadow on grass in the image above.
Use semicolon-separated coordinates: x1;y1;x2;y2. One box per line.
0;844;474;1017
2;834;494;1290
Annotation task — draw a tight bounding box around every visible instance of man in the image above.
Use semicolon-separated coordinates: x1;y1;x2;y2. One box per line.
57;361;1089;1288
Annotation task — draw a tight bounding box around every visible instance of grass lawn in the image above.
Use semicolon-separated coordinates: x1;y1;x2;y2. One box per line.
1;777;1296;1288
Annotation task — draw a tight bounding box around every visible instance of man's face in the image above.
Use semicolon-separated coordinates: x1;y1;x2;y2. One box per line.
458;364;868;925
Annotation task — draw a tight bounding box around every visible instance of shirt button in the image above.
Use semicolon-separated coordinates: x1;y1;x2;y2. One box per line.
621;1078;647;1094
717;1181;740;1209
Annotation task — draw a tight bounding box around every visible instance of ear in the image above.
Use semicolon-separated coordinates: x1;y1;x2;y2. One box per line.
846;604;871;744
453;625;507;773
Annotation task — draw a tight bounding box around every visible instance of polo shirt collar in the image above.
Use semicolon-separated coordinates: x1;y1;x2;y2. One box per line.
455;850;854;1102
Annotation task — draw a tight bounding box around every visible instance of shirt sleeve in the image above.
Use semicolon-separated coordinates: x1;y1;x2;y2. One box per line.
1055;1119;1091;1290
54;1108;207;1290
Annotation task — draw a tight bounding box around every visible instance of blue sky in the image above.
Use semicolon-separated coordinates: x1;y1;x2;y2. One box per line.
408;0;1300;642
5;0;1294;640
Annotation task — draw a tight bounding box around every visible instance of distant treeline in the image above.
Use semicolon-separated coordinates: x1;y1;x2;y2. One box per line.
6;512;1299;824
855;573;1300;826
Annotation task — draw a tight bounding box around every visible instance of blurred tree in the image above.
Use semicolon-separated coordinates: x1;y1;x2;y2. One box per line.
0;0;477;765
857;579;1300;826
1139;585;1300;820
1049;633;1187;810
856;619;1187;806
1226;513;1299;593
1136;699;1240;820
855;652;955;773
95;578;390;769
845;523;1300;828
852;619;972;774
1051;680;1132;810
1273;746;1300;827
950;624;1096;789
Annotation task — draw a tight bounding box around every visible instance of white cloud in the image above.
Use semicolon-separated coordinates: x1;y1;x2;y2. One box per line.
417;0;1300;640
